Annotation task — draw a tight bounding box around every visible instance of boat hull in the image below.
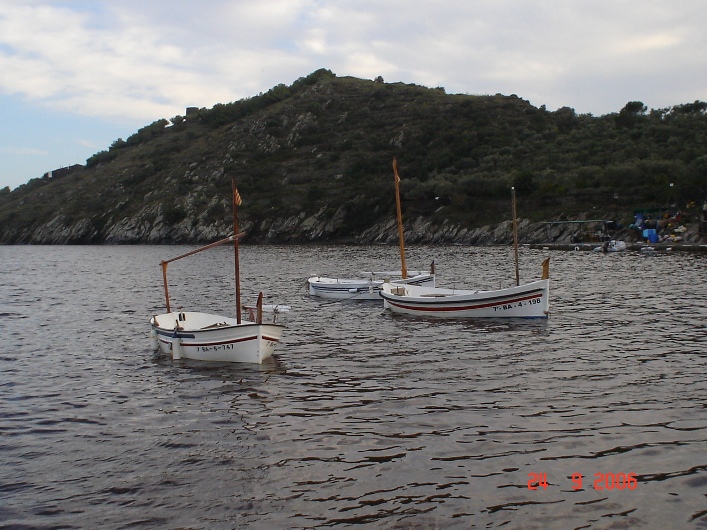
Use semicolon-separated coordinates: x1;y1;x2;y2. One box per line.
380;279;550;318
308;273;434;300
150;311;285;364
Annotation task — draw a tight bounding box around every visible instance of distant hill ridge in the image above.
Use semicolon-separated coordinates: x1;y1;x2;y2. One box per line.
1;68;706;244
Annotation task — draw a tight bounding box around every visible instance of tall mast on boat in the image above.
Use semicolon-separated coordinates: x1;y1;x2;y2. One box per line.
511;187;520;286
232;176;242;324
392;158;408;279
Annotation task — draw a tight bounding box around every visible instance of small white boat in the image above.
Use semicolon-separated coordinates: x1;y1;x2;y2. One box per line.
150;178;287;364
594;240;627;252
150;308;286;363
307;269;435;300
381;166;550;319
380;275;549;318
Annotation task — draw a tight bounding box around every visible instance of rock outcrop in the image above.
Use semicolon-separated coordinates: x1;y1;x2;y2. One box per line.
11;206;702;246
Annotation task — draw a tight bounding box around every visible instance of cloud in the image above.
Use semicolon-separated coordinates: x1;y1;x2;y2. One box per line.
2;146;49;156
0;0;705;122
0;3;248;120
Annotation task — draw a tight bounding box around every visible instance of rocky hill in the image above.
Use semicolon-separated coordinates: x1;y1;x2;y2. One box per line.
1;69;705;245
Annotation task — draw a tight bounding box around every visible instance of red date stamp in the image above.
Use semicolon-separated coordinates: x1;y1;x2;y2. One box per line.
528;472;638;491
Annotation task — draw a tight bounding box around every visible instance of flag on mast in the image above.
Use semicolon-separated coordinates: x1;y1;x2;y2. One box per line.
234;187;243;206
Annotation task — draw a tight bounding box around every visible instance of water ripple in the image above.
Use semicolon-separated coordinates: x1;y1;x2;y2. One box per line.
0;245;705;529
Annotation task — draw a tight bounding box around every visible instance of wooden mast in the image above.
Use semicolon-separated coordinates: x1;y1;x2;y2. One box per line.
511;187;520;286
161;261;171;313
392;158;408;279
232;176;242;324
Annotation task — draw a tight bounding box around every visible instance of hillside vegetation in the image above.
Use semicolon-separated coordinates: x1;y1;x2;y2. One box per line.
1;69;705;244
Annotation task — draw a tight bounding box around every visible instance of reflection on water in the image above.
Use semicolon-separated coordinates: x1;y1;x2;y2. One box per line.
0;245;705;529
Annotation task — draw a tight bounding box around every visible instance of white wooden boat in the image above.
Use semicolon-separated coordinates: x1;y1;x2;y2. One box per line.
150;309;286;363
593;240;627;252
150;179;287;364
380;274;549;318
307;269;434;300
381;165;550;319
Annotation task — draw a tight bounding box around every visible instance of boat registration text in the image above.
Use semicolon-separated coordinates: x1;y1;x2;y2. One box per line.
493;298;543;312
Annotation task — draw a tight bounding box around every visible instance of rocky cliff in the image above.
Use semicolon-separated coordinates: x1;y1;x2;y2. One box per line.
16;204;702;247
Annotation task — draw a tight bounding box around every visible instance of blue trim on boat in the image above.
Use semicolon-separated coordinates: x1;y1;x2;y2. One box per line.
155;328;195;339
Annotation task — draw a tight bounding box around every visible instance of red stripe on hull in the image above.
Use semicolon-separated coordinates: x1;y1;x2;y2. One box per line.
188;336;257;346
386;293;543;312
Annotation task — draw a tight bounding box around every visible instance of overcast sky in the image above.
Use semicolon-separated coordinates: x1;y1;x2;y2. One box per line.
1;0;705;190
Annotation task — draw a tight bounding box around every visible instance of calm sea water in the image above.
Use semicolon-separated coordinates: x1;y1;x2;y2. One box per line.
1;244;705;529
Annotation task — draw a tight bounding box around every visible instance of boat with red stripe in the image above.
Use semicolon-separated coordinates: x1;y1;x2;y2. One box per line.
380;158;550;319
151;311;285;363
380;277;549;318
149;178;288;364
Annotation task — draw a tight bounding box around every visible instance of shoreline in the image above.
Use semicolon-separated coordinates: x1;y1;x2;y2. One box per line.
528;242;707;252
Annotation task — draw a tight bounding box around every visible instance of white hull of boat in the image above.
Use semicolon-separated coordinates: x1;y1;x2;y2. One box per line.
308;272;435;300
379;279;550;318
150;311;284;364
